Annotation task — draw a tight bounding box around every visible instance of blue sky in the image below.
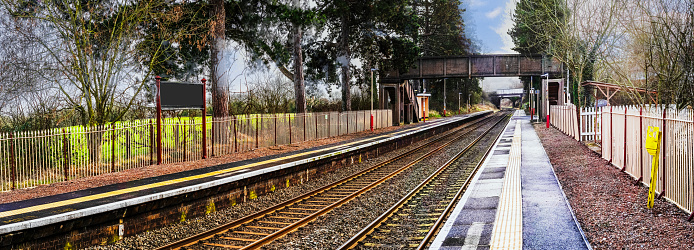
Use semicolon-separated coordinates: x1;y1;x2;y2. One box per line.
463;0;523;91
463;0;517;54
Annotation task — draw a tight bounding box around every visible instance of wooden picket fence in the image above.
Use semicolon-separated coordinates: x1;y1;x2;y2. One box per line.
551;104;694;215
0;110;392;191
549;104;580;141
550;105;602;142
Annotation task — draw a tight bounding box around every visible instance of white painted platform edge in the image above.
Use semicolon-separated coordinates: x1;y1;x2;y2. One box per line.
428;114;514;249
0;112;490;234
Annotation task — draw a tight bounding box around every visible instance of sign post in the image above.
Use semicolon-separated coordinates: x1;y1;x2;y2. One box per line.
155;77;207;163
645;126;661;209
155;76;163;165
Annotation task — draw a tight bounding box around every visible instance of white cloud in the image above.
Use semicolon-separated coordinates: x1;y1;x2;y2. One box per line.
469;0;486;7
491;0;517;53
485;7;502;19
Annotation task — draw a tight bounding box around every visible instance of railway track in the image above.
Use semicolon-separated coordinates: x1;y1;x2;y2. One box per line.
156;112;508;250
339;112;510;249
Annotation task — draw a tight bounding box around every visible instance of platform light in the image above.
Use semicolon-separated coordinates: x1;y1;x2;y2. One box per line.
370;68;378;131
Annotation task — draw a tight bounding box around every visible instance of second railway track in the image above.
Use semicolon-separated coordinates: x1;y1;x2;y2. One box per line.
156;111;510;250
339;111;510;249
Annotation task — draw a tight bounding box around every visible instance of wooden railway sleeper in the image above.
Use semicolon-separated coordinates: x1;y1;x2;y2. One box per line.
156;113;501;250
339;112;511;250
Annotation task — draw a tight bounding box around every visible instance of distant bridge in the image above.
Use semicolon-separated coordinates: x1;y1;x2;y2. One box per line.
494;88;525;97
490;88;525;108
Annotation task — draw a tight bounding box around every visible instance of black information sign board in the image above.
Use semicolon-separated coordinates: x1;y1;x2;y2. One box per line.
159;81;205;109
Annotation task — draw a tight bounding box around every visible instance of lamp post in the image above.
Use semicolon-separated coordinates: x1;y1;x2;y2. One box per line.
528;86;535;122
458;92;462;114
468;93;471;112
370;68;377;131
541;73;549;128
443;78;447;116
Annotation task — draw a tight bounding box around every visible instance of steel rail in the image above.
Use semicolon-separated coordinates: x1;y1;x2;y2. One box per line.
338;113;510;249
155;113;499;250
244;114;506;249
416;114;510;249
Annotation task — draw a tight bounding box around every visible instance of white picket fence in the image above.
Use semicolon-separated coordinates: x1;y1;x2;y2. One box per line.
550;105;602;142
551;104;694;214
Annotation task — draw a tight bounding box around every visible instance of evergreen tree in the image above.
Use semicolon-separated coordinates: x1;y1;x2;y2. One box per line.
310;0;420;111
416;0;479;113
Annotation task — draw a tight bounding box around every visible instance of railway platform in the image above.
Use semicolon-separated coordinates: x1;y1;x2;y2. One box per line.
0;111;489;249
430;110;592;250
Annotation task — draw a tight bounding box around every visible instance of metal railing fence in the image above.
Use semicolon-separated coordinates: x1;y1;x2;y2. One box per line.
551;104;694;214
601;105;694;214
0;110;392;191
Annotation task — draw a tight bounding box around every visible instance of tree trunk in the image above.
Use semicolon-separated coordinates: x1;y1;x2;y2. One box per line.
293;0;306;113
210;0;228;118
339;14;351;112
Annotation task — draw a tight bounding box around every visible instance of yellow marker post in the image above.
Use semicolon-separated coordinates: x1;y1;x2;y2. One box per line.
645;126;661;209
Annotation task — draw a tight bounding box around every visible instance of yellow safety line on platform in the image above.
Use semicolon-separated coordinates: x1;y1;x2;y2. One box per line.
0;122;439;219
490;120;523;250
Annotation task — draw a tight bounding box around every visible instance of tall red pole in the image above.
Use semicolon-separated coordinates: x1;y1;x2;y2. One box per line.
155;76;163;165
201;78;208;159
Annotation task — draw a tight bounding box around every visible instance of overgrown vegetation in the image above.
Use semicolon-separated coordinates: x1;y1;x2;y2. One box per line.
509;0;694;108
0;0;482;133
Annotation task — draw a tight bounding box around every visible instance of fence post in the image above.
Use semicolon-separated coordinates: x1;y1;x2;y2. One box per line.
575;105;581;141
256;114;260;149
62;129;69;181
183;117;188;162
111;124;116;173
689;107;694;221
637;106;643;184
658;107;667;199
9;132;16;190
155;76;163;165
201;78;207;159
234;115;238;152
288;113;292;145
621;108;628;172
609;105;613;164
600;107;604;146
274;114;277;146
594;107;598;144
303;114;306;142
315;113;319;139
148;120;153;165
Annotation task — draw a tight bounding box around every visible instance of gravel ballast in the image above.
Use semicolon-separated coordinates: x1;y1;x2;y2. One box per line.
534;124;694;249
83;116;494;250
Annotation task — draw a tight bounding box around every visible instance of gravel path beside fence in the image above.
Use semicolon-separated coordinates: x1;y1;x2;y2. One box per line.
534;124;694;249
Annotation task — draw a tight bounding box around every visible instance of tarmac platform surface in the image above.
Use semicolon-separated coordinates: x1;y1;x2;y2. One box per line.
430;111;591;250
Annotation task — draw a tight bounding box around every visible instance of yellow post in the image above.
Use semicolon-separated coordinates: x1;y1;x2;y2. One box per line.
645;126;661;209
